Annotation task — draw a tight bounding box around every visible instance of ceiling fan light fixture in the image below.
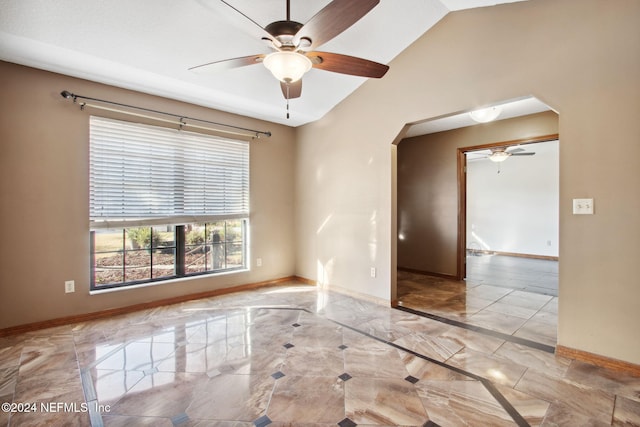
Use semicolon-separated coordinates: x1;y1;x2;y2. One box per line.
469;106;502;123
263;51;312;83
489;151;510;162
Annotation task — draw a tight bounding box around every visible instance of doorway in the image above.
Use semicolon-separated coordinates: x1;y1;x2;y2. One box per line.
458;136;559;296
394;98;559;348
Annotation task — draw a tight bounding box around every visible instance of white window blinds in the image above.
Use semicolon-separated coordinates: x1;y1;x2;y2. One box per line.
89;116;249;229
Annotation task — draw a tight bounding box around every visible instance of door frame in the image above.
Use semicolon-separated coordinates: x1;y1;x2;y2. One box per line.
456;133;559;280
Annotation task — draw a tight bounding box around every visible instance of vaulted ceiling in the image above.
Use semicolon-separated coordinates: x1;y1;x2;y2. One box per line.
0;0;527;127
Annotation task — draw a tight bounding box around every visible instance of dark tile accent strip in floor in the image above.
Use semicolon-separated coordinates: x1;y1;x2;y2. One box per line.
338;418;357;427
395;305;556;354
254;414;272;427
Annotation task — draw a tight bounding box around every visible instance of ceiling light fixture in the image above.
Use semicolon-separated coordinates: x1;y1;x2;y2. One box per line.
263;51;312;83
469;106;502;123
488;151;511;162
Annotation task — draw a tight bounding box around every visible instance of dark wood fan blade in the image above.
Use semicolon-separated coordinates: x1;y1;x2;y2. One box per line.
308;51;389;78
511;152;536;156
294;0;379;49
281;80;302;99
507;147;525;153
189;54;265;74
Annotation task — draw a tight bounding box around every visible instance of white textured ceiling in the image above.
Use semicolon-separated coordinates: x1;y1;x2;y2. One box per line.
0;0;527;127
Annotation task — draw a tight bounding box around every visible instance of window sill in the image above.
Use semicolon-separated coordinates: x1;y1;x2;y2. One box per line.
89;268;249;295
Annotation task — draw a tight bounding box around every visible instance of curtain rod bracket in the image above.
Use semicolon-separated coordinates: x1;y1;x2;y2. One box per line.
59;90;271;139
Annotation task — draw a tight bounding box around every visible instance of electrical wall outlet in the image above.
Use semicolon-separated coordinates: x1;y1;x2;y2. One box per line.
370;267;376;278
256;258;262;267
65;280;75;293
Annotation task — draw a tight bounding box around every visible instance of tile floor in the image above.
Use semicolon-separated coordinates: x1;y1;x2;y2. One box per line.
397;269;558;349
0;281;638;426
466;254;558;297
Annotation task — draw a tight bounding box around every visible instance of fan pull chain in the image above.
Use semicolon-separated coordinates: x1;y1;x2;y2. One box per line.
286;84;290;119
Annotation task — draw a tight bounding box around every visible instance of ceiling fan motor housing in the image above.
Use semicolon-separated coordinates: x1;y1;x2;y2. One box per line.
265;21;304;46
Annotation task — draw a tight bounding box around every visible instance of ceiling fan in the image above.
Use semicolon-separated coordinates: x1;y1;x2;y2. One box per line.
469;146;536;163
190;0;389;104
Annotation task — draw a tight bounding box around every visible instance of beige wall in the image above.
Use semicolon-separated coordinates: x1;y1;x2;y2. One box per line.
397;111;559;276
0;61;296;330
295;0;640;364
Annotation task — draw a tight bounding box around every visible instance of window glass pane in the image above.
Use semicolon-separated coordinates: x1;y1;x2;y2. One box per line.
211;225;225;271
152;225;176;279
225;219;244;269
93;229;124;286
125;248;151;283
226;242;244;269
207;221;226;240
94;229;124;253
126;227;152;250
152;249;176;279
153;226;175;249
124;228;151;282
185;224;208;274
94;263;124;286
225;219;243;242
207;222;226;270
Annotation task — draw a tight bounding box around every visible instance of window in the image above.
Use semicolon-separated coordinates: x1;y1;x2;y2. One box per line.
89;117;249;290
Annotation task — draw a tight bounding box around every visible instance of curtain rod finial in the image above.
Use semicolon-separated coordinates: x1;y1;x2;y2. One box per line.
60;90;74;99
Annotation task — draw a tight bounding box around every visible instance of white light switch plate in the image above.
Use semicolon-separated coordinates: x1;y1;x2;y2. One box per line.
573;198;594;215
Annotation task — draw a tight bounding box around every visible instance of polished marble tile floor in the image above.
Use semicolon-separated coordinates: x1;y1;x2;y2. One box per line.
397;270;558;349
466;255;558;297
1;281;639;426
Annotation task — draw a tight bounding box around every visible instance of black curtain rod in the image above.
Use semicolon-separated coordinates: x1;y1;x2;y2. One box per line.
60;90;272;138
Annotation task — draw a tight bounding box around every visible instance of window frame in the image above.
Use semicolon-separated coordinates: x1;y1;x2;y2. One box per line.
88;116;250;291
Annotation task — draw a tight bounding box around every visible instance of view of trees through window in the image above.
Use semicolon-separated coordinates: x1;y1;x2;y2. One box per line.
92;220;245;288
